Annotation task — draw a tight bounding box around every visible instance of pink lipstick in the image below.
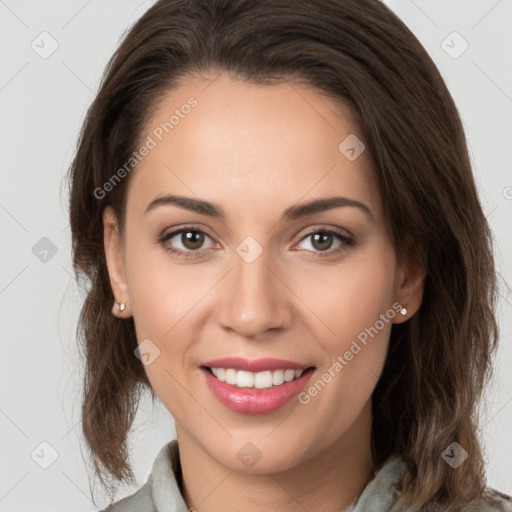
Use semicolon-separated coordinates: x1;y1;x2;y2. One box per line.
200;357;315;415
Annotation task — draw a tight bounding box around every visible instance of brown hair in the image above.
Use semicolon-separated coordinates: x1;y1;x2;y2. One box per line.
66;0;500;509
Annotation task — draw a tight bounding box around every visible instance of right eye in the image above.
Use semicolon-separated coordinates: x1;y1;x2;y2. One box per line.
158;226;218;259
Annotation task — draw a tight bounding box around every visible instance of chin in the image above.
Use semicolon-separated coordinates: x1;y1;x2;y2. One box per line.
201;433;312;475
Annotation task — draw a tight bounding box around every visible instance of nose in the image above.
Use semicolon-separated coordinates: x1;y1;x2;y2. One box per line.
216;248;293;339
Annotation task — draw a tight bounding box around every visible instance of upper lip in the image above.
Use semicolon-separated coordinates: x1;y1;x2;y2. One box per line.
201;357;312;372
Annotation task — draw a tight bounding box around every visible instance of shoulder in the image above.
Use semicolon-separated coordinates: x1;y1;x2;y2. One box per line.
382;457;512;512
480;487;512;511
99;440;187;512
100;481;155;512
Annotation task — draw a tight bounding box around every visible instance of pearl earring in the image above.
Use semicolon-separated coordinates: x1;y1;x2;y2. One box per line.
399;307;407;316
116;299;126;312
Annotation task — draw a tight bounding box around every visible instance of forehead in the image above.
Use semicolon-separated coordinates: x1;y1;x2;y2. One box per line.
125;74;383;225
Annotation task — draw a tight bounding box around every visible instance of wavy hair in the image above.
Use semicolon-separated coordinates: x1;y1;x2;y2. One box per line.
66;0;500;509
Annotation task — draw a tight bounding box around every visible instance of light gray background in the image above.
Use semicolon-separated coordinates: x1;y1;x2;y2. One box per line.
0;1;511;510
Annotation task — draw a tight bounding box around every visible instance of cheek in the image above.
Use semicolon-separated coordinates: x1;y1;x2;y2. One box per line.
300;243;396;401
123;242;203;417
301;243;397;346
123;240;216;407
124;239;208;339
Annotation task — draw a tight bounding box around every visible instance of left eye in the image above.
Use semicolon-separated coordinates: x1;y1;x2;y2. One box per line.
296;229;352;253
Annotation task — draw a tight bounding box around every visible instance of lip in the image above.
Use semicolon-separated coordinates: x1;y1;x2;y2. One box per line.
200;365;315;415
201;357;309;372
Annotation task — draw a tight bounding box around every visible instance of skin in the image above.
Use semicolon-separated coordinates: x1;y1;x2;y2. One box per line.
103;74;425;512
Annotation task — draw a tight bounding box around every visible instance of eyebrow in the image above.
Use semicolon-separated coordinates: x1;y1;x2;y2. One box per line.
145;194;373;222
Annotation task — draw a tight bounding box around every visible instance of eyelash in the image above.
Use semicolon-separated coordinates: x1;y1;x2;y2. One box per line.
157;225;355;260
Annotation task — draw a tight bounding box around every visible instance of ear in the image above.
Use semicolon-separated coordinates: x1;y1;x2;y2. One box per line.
392;257;426;324
103;205;132;318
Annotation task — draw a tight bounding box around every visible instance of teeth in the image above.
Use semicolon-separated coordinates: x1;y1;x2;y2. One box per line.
284;369;295;382
209;367;305;388
236;370;254;388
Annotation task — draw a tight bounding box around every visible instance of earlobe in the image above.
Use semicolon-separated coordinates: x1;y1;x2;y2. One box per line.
393;261;426;324
103;206;132;317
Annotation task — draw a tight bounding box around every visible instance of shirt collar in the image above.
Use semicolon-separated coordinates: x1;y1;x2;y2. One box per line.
149;440;404;512
150;440;189;512
346;455;404;511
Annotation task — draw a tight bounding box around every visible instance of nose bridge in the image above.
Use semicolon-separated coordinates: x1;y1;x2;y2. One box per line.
217;240;291;337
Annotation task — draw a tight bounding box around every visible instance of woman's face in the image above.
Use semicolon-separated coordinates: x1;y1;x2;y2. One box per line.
104;74;422;473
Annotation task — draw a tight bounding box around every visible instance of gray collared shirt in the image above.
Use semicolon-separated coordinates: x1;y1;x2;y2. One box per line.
102;440;512;511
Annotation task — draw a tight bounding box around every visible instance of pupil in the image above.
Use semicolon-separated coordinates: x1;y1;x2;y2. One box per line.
183;230;204;250
313;232;332;251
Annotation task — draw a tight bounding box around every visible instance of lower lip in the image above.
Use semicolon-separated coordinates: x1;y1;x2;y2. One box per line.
201;367;315;415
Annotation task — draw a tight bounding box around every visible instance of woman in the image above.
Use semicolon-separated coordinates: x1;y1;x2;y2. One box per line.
67;0;511;510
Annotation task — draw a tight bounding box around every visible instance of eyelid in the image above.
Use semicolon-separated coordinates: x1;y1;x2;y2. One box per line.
157;224;355;259
158;224;219;254
292;226;355;257
296;225;354;243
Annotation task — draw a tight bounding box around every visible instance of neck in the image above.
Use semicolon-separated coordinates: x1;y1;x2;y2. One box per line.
176;402;375;512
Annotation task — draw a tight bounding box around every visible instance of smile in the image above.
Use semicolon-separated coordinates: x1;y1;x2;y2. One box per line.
207;367;305;389
200;357;315;414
